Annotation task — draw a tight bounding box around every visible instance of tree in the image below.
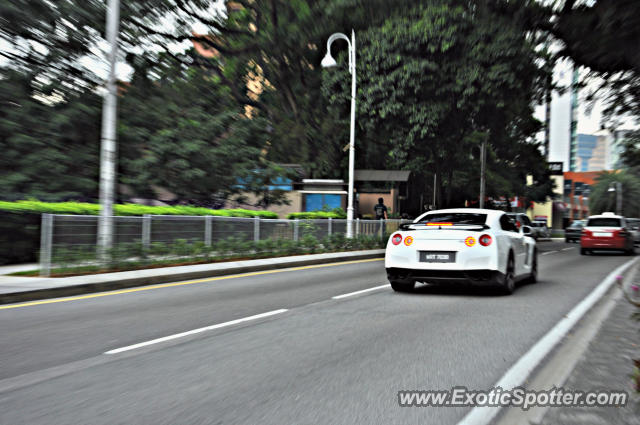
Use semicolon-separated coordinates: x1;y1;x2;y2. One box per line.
587;171;640;217
323;1;552;209
549;0;640;119
117;50;292;205
0;68;101;201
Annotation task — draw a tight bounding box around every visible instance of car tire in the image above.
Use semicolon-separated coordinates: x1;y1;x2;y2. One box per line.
624;247;634;256
390;280;415;292
498;255;515;295
580;248;589;255
565;238;569;243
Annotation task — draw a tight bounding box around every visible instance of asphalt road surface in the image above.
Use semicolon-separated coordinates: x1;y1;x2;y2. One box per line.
0;242;632;425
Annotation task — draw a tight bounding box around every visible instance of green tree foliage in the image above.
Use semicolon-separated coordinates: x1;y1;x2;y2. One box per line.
586;171;640;217
1;0;557;213
621;131;640;170
0;0;295;205
549;0;640;118
323;2;552;207
0;68;101;201
118;51;279;204
0;0;105;88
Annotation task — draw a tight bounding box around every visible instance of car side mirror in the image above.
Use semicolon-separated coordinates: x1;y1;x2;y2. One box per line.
521;225;533;236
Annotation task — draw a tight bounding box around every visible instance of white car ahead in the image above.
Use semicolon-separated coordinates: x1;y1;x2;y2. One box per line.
385;208;537;294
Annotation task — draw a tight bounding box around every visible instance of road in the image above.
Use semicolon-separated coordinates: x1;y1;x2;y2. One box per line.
0;242;632;424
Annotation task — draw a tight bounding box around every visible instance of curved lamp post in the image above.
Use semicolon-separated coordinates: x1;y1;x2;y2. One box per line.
322;30;356;238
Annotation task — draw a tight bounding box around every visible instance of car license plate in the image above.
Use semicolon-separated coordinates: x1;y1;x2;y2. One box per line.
420;251;456;263
594;232;612;237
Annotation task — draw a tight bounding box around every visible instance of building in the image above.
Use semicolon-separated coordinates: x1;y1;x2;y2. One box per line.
563;171;601;222
575;133;598;171
354;170;411;218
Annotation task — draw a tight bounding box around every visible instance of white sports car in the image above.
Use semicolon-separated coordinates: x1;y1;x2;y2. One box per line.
385;208;537;294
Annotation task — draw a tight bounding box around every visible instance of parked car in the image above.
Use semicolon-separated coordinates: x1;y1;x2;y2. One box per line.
626;218;640;246
385;208;537;295
565;220;585;243
580;213;634;255
531;221;550;239
506;213;533;230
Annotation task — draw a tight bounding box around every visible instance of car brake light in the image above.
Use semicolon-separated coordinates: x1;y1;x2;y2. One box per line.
391;234;403;245
427;222;453;226
479;234;492;246
465;236;476;247
404;236;414;246
582;229;591;237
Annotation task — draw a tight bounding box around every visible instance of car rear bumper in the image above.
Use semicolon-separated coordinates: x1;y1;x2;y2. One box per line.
580;237;629;249
386;267;502;286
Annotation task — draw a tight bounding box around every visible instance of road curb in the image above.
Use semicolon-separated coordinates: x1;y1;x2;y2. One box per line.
458;257;639;425
0;250;385;305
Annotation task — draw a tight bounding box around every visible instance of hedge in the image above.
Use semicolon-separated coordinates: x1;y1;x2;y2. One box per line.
0;200;279;218
286;211;347;220
0;200;278;265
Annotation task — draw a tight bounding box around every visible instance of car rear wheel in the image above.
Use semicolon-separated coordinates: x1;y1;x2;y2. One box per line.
498;256;515;295
390;280;415;292
580;248;590;255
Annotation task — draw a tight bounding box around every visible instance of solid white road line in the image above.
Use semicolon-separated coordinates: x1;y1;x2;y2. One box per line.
561;247;574;251
456;257;638;425
105;309;288;354
541;251;557;255
332;284;390;300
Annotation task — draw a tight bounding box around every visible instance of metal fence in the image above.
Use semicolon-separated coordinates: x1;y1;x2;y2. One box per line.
39;214;411;276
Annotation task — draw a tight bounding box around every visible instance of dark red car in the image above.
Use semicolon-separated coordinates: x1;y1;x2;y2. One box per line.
580;213;635;255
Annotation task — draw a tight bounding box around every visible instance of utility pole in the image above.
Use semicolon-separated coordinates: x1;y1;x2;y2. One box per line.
617;182;623;215
98;0;120;257
479;137;487;209
432;172;437;210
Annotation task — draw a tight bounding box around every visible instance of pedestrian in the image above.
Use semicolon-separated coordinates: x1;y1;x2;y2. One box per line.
374;197;388;236
374;197;388;220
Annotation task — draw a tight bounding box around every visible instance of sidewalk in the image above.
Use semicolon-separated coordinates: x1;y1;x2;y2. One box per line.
0;250;385;305
541;286;640;424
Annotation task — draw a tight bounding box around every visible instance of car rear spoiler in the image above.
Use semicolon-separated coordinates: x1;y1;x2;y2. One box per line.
399;223;490;231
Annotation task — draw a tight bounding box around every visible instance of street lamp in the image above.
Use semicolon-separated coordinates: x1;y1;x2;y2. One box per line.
98;0;120;258
322;30;356;238
608;182;622;215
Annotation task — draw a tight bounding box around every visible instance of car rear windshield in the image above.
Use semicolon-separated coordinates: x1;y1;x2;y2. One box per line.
587;218;621;227
418;213;487;226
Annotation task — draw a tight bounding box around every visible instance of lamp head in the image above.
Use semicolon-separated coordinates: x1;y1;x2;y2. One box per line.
321;52;337;68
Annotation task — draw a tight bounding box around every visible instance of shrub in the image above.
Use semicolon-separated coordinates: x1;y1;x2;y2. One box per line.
286;209;347;220
0;200;279;218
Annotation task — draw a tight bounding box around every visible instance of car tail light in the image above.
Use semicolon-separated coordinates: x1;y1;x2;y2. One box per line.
391;233;403;245
479;234;492;246
618;229;629;237
582;229;591;237
404;236;414;246
465;236;476;247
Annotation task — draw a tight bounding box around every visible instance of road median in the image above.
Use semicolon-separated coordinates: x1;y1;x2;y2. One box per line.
0;249;385;305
